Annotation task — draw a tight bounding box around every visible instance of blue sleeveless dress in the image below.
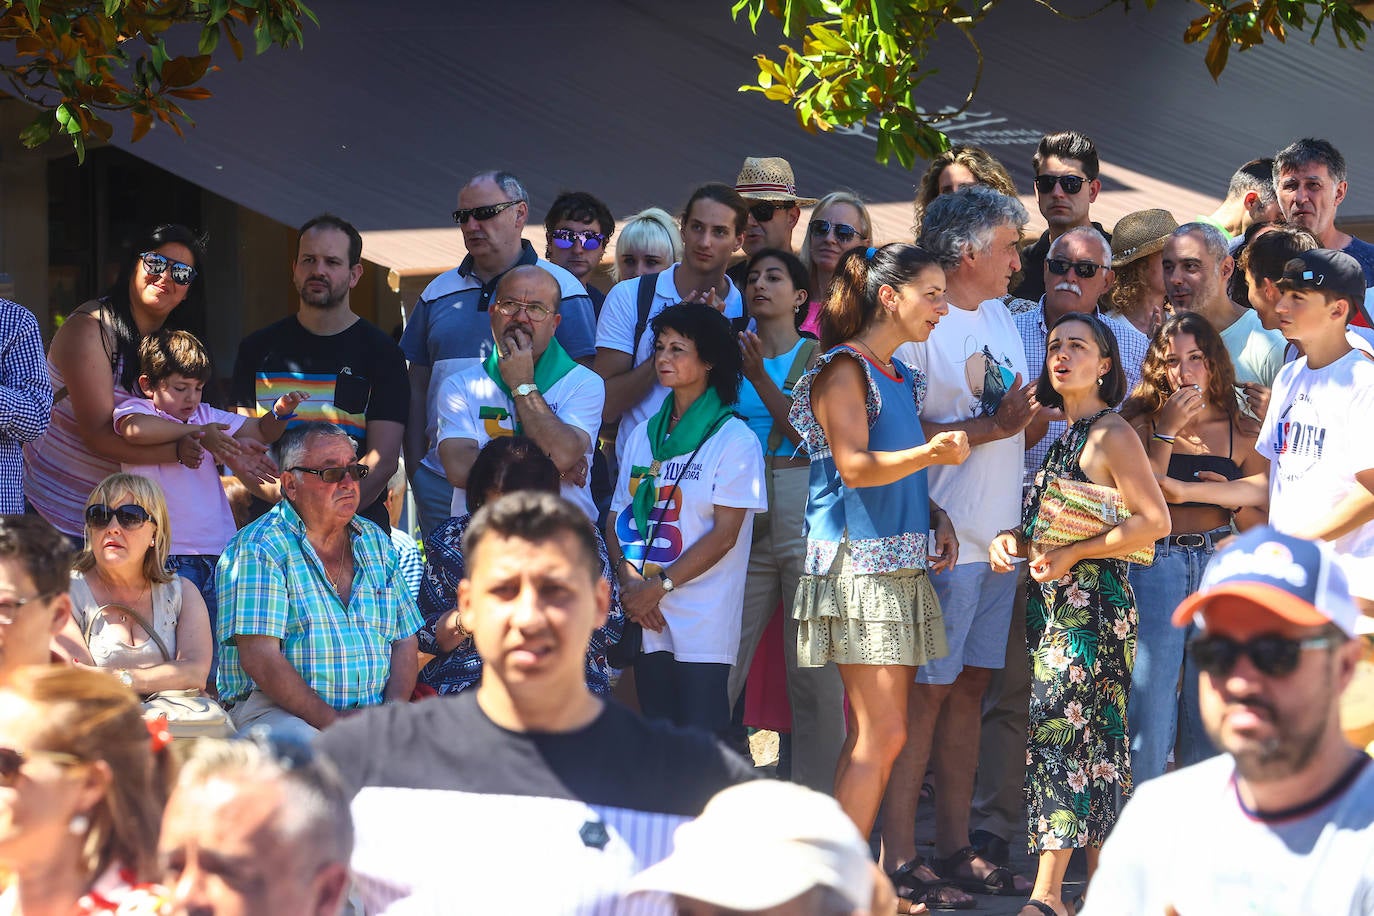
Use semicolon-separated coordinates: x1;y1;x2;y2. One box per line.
788;346;949;667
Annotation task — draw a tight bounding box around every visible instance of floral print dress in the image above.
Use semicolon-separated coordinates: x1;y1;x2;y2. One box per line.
1022;408;1136;852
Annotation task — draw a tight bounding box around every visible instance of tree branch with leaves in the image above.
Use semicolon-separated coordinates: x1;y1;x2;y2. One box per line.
732;0;1370;169
1;0;317;162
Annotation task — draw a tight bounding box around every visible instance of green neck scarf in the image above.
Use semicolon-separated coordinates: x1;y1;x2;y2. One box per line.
481;338;579;433
630;388;733;537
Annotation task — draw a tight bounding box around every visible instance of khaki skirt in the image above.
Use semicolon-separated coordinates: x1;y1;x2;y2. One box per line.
793;541;949;667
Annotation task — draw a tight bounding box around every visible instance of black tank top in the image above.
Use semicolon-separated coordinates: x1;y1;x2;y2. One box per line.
1166;422;1242;510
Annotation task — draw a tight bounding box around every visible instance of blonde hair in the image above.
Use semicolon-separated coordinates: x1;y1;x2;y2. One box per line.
798;191;873;297
74;473;174;583
4;666;172;882
612;207;683;282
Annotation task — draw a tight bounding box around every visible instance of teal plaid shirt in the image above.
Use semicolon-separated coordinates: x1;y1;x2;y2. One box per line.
215;499;423;709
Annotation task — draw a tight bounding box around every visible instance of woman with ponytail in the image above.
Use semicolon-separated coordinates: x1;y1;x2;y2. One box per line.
0;666;172;914
788;244;970;852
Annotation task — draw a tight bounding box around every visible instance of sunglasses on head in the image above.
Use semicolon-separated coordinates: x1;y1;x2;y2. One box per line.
0;747;83;785
492;298;553;322
1033;174;1087;195
809;220;861;243
289;463;369;484
1188;633;1337;678
549;228;606;250
138;252;197;286
85;503;152;531
451;200;522;225
749;201;795;223
1046;258;1108;279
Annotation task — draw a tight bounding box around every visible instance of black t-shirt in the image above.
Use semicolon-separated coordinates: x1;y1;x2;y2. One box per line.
231;315;408;529
316;692;755;913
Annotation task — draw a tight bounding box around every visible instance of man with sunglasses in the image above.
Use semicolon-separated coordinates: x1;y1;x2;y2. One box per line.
216;423;422;741
725;156;816;288
231;214;409;532
1163;222;1286;388
402;170;597;539
543;191;615;316
1085;527;1373;915
1012;131;1111;302
435;265;604;520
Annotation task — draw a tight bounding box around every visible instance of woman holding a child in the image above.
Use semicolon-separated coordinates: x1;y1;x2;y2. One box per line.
25;225;210;539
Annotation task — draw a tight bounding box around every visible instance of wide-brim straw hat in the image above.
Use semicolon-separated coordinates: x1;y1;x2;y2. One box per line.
1112;209;1179;268
734;156;819;205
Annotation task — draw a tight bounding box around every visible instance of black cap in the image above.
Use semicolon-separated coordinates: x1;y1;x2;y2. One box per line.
1277;249;1368;321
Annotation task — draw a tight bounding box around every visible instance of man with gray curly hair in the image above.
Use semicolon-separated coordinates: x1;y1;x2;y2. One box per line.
159;736;354;915
874;186;1037;907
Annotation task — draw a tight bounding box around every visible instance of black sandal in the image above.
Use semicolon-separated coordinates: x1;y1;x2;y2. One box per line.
932;845;1032;897
887;858;976;911
1019;902;1059;916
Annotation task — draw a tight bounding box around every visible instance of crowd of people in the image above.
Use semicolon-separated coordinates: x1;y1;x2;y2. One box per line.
0;131;1367;914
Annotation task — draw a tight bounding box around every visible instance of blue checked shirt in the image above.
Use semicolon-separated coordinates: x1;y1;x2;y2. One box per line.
0;299;52;513
215;499;423;709
1014;299;1150;489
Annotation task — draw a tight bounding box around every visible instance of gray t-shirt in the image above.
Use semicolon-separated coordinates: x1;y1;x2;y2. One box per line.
1219;307;1286;388
1085;753;1374;915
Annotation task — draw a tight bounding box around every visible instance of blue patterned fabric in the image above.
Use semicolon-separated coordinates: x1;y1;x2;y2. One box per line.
0;299;51;514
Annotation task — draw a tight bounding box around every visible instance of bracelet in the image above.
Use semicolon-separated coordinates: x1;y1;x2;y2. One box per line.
1152;433;1176;445
271;409;297;422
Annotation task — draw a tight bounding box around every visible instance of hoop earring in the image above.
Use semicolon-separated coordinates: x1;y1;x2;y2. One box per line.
1097;376;1104;387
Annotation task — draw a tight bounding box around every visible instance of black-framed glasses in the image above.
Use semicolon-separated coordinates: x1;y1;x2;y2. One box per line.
289;464;369;484
0;746;83;785
451;200;522;225
0;590;60;625
85;503;153;531
1188;633;1337;678
749;200;795;223
492;298;553;322
1033;174;1087;195
549;228;606;250
809;219;861;243
138;251;197;285
1046;258;1109;279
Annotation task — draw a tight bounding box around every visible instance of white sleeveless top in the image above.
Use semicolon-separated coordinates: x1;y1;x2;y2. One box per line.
69;571;182;670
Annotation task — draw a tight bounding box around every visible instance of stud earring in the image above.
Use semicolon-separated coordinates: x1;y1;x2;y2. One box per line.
1097;376;1104;387
69;813;89;836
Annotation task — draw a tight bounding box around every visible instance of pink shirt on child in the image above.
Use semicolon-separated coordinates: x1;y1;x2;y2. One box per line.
112;400;244;556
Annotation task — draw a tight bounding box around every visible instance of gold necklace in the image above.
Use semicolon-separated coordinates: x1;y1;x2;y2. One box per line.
852;337;894;371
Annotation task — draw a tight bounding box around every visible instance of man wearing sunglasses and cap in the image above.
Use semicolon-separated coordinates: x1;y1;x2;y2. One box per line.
1011;131;1111;302
1084;527;1373;915
217;422;423;742
725;156;817;288
402;170;598;539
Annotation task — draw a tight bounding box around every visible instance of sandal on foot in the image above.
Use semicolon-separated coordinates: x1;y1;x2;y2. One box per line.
1019;902;1059;916
887;858;976;911
896;899;930;916
933;845;1034;897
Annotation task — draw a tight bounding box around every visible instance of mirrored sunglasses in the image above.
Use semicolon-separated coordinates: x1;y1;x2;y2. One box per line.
550;228;606;250
139;252;197;286
85;503;152;531
451;200;522;225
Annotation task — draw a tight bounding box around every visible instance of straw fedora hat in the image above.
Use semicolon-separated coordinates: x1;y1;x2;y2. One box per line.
734;156;818;206
1111;209;1179;268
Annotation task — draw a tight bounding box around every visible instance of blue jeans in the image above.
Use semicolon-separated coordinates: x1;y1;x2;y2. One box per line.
1126;537;1220;784
168;554;219;684
411;464;455;540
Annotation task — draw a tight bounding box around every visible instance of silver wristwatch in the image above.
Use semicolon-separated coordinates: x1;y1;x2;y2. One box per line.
513;383;539;398
659;572;676;592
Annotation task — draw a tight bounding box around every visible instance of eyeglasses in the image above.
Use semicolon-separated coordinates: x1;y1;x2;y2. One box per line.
809;220;862;243
549;228;606;250
451;200;522;225
1046;258;1109;279
0;590;60;625
0;747;84;785
85;503;153;531
1188;633;1337;678
1033;174;1087;195
289;464;369;484
138;252;197;286
492;298;553;322
749;201;796;223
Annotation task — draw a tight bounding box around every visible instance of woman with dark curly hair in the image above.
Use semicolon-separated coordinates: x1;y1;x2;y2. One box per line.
1118;313;1265;784
607;303;765;735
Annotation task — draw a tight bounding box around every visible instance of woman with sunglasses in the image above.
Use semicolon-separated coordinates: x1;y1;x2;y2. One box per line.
798;192;873;335
25;225;209;541
67;473;214;699
1118;314;1264;785
989;312;1168;916
607;303;765;736
0;665;173;914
